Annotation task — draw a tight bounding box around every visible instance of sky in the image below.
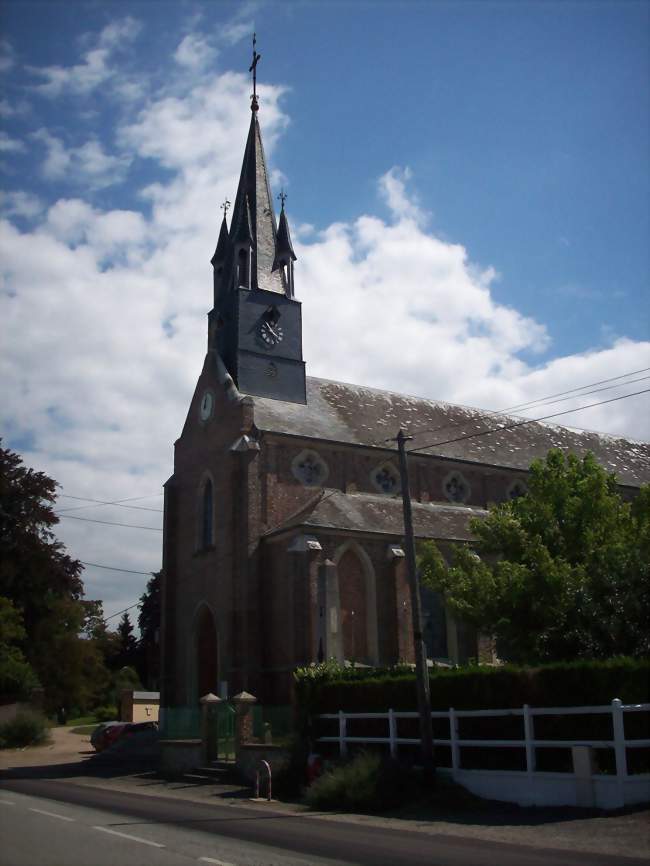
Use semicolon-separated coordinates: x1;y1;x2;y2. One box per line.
1;0;649;623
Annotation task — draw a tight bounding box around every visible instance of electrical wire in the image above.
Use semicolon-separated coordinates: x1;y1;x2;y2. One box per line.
407;387;650;455
376;366;650;446
58;514;163;532
497;367;650;414
57;494;163;514
104;601;142;622
80;561;158;576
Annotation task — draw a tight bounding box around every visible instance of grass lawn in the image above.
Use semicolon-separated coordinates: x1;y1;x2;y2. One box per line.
65;715;97;727
70;724;97;735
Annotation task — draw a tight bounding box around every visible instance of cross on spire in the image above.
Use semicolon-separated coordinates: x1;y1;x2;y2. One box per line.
249;33;261;111
220;198;231;216
278;190;287;209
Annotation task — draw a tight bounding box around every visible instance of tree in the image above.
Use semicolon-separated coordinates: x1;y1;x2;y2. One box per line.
0;443;110;712
0;444;83;637
137;571;161;687
116;611;138;670
0;596;38;697
82;599;120;668
419;450;650;664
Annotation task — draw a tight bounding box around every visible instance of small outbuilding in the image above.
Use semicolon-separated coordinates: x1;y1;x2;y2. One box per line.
121;690;160;723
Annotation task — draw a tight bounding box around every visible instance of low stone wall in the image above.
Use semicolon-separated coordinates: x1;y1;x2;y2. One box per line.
159;739;202;778
236;744;290;784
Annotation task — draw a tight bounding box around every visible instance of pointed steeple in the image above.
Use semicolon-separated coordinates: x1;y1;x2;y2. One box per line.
273;193;297;297
228;110;285;293
211;211;230;268
274;194;297;264
207;35;306;404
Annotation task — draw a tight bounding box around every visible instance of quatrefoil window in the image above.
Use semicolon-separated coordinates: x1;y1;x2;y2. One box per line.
292;450;329;487
507;479;528;500
443;471;470;504
371;462;400;495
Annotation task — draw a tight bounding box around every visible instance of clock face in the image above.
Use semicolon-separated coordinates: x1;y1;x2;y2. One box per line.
199;390;214;421
259;319;283;347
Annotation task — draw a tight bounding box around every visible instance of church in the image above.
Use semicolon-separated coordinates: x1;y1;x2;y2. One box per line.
160;64;650;709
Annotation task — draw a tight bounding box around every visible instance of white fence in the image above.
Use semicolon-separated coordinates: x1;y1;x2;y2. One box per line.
315;699;650;809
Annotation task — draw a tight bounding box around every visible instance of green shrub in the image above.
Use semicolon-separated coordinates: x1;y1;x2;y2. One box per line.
304;751;418;812
297;657;650;715
93;705;118;723
0;711;50;748
273;734;311;797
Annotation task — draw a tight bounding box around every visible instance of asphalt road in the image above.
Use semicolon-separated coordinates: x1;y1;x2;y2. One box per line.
1;778;645;866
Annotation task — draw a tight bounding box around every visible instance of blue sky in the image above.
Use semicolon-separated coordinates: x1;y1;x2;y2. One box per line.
1;0;649;620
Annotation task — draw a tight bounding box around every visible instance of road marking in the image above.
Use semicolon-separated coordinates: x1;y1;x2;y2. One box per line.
198;859;236;866
29;807;75;822
0;800;16;806
93;826;165;848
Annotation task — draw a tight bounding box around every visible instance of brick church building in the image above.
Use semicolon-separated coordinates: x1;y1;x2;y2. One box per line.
160;87;650;709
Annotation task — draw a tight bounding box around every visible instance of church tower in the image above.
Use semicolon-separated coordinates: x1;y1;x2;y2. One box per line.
208;48;305;404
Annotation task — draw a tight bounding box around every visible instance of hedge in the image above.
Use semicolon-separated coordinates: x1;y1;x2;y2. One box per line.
295;657;650;715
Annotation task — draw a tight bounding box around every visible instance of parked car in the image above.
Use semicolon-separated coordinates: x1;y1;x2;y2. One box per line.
90;721;126;752
91;720;159;753
119;721;158;737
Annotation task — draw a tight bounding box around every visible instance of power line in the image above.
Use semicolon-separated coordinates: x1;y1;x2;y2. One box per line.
80;561;157;576
104;601;142;622
58;514;163;532
408;387;650;455
377;366;650;446
499;374;650;414
498;367;650;414
57;494;163;514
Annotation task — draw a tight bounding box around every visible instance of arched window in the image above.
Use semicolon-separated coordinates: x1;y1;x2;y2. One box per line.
201;479;214;548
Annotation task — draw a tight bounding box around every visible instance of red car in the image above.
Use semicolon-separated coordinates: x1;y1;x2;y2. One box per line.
90;722;127;752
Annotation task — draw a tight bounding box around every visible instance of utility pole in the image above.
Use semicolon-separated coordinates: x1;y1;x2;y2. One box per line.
393;428;435;773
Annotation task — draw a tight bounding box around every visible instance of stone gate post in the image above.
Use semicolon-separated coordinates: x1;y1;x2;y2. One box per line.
232;691;257;754
200;692;221;764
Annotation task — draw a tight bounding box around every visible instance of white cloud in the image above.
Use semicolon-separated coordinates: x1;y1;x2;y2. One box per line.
27;17;141;97
0;97;30;118
0;38;14;72
97;17;143;50
174;34;217;70
0;190;44;219
32;128;130;188
0;132;25;153
378;166;426;224
218;0;258;45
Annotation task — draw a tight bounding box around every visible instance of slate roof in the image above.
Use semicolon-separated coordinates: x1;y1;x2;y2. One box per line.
267;489;485;541
210;214;229;266
228;111;285;294
251;377;650;487
273;206;297;268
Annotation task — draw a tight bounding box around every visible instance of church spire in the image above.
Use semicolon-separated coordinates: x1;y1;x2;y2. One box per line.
273;191;297;297
223;35;291;296
208;36;306;404
211;201;230;267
